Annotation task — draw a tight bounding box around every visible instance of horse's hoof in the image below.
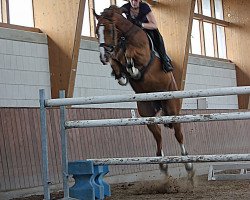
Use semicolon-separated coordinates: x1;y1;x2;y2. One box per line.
118;77;127;85
185;163;193;172
159;164;169;175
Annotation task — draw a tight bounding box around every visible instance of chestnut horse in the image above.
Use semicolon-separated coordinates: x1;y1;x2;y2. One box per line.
94;5;193;176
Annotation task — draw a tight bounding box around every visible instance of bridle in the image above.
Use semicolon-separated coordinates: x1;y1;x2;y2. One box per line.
97;17;118;54
97;13;155;79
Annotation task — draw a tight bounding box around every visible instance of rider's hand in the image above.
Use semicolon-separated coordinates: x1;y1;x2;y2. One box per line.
134;20;143;28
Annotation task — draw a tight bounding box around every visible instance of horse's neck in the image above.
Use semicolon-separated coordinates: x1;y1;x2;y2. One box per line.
113;14;134;36
114;16;148;48
113;14;151;66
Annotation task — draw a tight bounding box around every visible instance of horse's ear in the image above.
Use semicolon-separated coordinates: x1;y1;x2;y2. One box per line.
93;9;100;20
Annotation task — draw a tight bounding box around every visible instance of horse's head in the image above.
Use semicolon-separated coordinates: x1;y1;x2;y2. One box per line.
94;6;126;65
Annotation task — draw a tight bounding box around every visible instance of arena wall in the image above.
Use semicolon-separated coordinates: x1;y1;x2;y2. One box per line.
0;28;238;109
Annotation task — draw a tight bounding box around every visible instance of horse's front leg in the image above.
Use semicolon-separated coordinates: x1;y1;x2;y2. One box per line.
146;124;169;174
116;72;128;86
110;59;128;86
125;57;141;79
137;102;168;174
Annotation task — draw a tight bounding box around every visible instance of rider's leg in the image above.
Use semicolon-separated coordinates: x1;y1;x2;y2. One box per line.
151;29;173;72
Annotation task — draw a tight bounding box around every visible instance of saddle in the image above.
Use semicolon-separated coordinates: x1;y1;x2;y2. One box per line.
147;33;160;58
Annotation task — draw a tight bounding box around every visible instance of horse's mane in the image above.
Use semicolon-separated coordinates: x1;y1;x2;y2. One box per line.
101;5;127;19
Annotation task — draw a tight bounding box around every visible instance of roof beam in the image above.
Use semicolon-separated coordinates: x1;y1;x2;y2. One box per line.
33;0;86;98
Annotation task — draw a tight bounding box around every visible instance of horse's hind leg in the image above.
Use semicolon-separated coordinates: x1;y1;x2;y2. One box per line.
137;102;168;173
146;124;168;173
161;99;194;177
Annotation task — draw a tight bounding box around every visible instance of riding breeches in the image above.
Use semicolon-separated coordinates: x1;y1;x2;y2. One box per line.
145;29;173;72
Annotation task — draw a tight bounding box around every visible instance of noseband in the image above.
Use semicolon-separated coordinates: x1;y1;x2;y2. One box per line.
98;18;117;53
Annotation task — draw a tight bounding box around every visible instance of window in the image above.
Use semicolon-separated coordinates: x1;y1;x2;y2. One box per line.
217;25;226;58
191;19;201;55
203;22;214;57
9;0;34;27
94;0;111;15
82;0;90;36
214;0;223;20
116;0;126;7
194;0;198;13
202;0;211;17
0;1;2;22
191;0;227;59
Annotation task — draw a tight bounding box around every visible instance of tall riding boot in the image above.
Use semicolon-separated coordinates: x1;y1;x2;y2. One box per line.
152;29;173;72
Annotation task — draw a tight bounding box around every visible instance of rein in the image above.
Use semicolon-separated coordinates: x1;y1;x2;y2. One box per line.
117;27;156;80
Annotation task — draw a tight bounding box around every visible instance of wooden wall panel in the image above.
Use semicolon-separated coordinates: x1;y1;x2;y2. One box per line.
223;0;250;109
33;0;86;98
150;0;195;90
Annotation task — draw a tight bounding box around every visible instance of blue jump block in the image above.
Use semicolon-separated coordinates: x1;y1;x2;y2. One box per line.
68;160;110;200
93;165;111;199
68;160;95;200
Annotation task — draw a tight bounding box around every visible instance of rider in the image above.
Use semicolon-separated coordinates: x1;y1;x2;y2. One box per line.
121;0;173;72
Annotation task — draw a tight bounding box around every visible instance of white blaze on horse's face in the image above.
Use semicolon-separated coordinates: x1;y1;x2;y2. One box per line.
98;25;108;64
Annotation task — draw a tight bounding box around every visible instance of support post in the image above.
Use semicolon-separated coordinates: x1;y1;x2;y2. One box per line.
59;90;69;198
39;89;50;200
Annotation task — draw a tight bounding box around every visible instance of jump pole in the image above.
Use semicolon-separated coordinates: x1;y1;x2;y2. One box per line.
65;111;250;128
45;86;250;107
88;154;250;165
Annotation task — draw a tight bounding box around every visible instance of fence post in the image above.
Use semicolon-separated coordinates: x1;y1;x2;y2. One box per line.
59;90;69;198
39;89;50;200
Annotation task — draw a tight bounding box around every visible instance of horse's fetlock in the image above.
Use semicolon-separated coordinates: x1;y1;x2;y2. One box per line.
181;151;188;156
118;76;128;86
